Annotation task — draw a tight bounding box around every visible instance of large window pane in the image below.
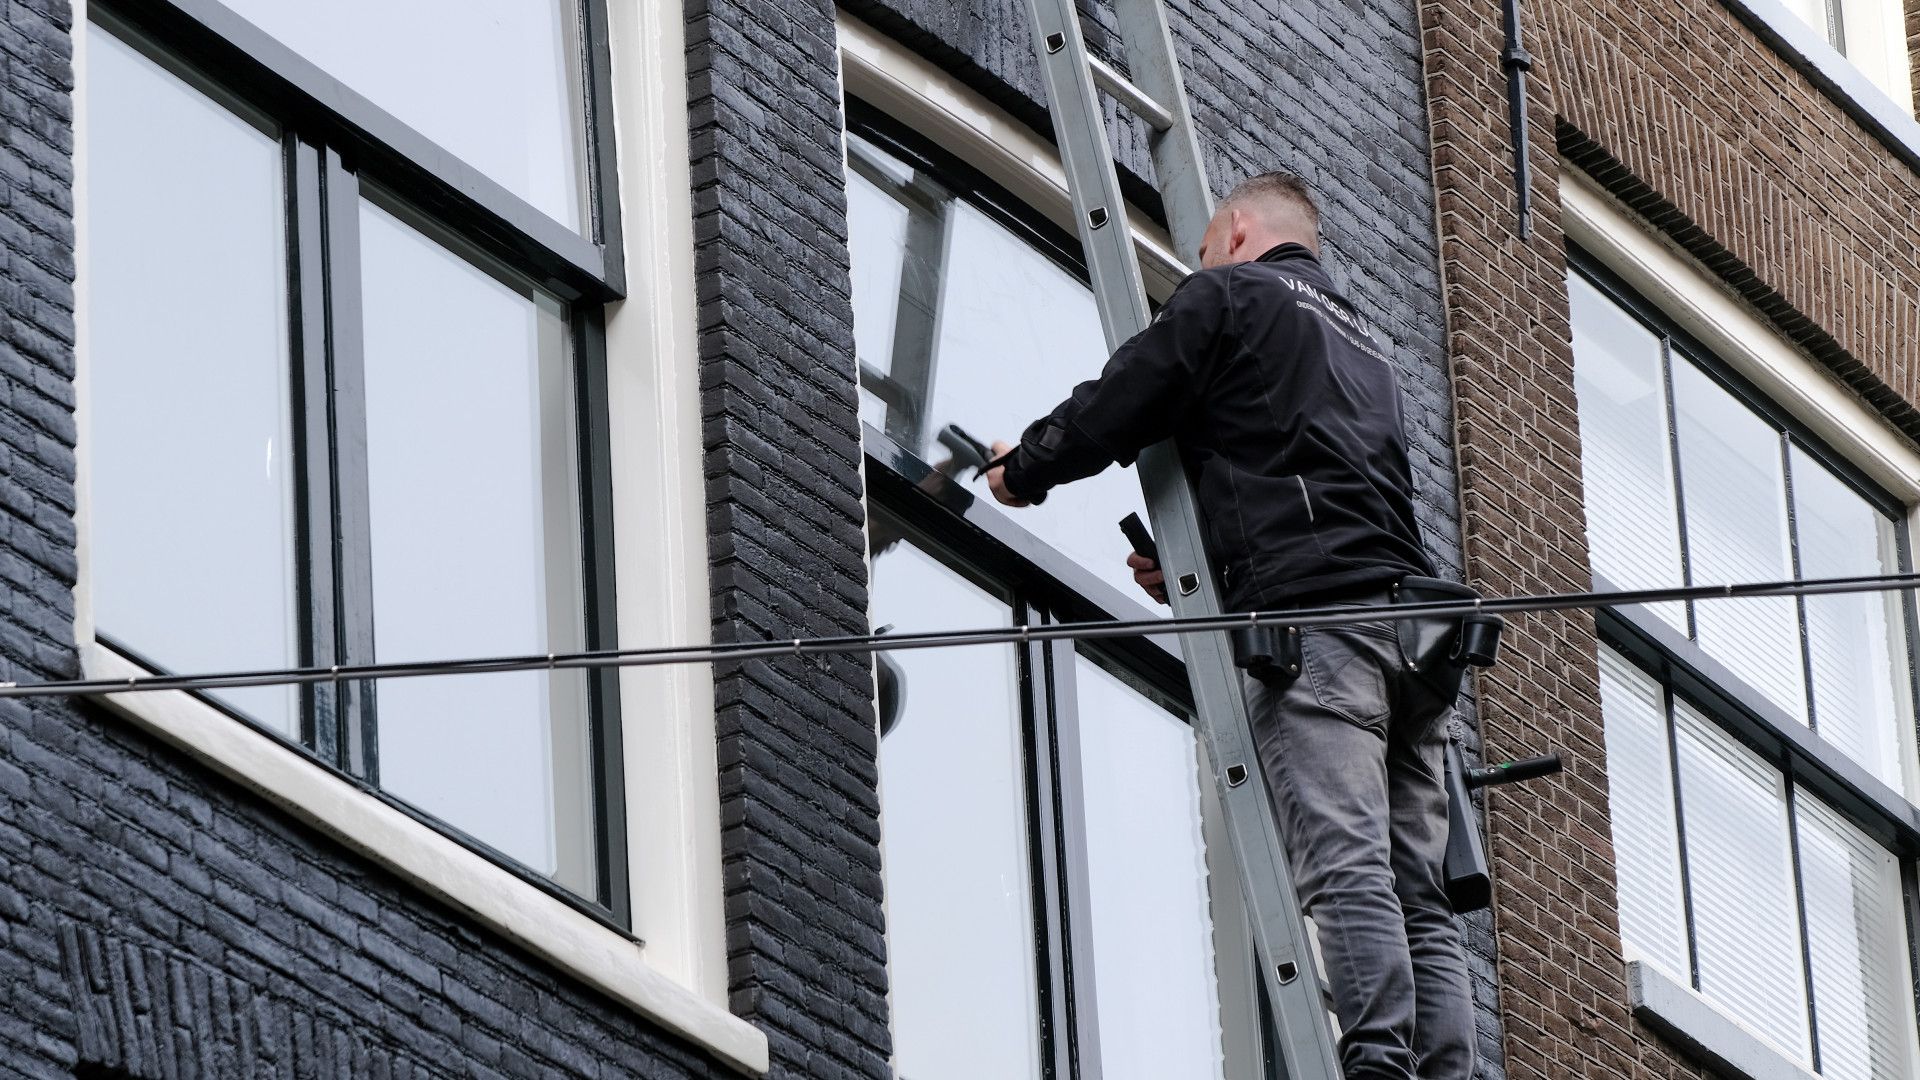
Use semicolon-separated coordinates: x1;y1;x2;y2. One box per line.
870;541;1042;1080
1792;446;1912;793
1671;362;1806;722
1796;796;1920;1080
87;27;299;734
360;200;593;894
1674;703;1810;1062
1076;654;1225;1080
847;138;1153;603
221;0;587;230
1570;275;1685;631
1596;648;1689;975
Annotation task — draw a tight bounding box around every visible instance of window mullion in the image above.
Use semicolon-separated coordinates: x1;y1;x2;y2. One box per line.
1021;608;1096;1080
1659;337;1697;642
1782;435;1818;738
579;0;622;263
1664;680;1704;990
1902;859;1920;1068
321;147;378;782
289;135;339;761
1783;779;1824;1071
574;311;627;919
1895;524;1920;799
1044;632;1107;1080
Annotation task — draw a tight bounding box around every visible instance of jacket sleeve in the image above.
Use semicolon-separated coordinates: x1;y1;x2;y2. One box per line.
1001;269;1231;499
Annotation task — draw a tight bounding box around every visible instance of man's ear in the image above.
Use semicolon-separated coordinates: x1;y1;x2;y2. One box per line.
1229;207;1250;254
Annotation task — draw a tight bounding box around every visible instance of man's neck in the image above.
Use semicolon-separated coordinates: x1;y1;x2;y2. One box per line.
1252;241;1317;262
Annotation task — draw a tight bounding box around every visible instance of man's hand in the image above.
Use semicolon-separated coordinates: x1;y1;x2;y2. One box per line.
1128;551;1169;605
986;440;1030;507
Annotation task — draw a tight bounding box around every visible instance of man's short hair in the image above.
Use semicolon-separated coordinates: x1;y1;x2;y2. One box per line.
1221;171;1320;232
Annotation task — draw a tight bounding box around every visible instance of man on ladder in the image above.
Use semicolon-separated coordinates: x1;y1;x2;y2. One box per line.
985;176;1476;1080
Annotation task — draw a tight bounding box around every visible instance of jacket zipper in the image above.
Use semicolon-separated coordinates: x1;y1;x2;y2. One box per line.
1296;476;1315;523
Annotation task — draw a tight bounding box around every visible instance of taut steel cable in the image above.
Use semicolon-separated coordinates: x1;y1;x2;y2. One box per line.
3;570;1916;699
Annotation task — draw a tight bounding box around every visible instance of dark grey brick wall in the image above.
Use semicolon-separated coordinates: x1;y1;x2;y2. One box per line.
683;0;892;1076
0;3;739;1078
1;691;738;1079
828;0;1503;1074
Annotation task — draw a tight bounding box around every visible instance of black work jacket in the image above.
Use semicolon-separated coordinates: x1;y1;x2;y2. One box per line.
1002;243;1434;612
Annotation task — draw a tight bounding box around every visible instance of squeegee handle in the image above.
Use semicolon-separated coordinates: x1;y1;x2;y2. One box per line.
1465;753;1563;790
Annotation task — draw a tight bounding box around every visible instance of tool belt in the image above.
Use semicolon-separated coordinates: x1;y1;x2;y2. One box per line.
1233;576;1502;687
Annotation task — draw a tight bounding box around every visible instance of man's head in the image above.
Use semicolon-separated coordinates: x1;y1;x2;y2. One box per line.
1197;171;1320;269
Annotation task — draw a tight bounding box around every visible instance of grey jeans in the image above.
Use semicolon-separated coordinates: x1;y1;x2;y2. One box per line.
1243;602;1476;1080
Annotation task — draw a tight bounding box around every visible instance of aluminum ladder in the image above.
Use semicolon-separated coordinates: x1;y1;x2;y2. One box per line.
1017;2;1346;1077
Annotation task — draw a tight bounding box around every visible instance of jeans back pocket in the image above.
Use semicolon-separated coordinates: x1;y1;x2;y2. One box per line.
1302;624;1396;732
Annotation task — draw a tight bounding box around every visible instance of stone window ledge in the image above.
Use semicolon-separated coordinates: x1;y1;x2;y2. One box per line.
1628;961;1817;1080
81;643;769;1076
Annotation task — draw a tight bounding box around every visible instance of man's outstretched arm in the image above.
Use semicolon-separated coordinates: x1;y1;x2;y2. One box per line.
988;270;1232;504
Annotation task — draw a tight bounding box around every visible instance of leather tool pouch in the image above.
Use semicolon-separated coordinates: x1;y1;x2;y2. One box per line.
1391;577;1504;705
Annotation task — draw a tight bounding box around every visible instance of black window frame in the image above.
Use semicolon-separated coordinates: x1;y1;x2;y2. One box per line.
852;104;1278;1078
1570;248;1920;1066
872;510;1237;1080
85;0;631;928
1572;246;1920;808
849;98;1182;692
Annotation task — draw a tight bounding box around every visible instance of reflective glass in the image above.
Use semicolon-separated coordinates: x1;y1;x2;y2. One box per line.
846;164;912;434
870;539;1042;1080
1671;361;1806;722
1569;275;1686;631
222;0;587;230
1791;446;1911;793
1076;654;1225;1080
1596;649;1688;976
1795;796;1920;1080
87;27;300;734
1674;703;1810;1062
360;200;594;894
846;139;1153;604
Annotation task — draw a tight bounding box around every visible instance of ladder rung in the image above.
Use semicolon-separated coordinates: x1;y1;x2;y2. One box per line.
1086;54;1174;132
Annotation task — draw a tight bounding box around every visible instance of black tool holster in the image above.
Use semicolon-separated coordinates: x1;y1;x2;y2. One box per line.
1231;624;1301;684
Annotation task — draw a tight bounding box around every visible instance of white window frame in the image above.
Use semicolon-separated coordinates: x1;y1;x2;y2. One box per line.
1565;165;1920;1078
69;0;763;1071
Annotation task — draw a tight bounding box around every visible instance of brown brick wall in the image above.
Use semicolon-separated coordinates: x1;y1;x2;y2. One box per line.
1420;1;1675;1074
1546;0;1920;440
1420;0;1920;1075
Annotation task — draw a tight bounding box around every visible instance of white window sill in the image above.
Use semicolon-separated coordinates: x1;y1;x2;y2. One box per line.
77;642;769;1076
1714;0;1920;174
1627;960;1816;1080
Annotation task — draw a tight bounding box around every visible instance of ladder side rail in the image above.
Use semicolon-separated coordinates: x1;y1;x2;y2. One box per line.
1134;444;1343;1080
1021;2;1344;1078
1108;0;1216;258
1021;0;1154;351
1105;4;1349;1072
